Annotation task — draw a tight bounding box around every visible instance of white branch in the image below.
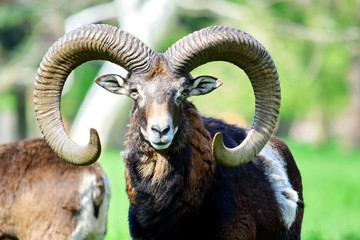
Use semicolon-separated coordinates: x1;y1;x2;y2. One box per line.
65;2;118;32
178;0;252;22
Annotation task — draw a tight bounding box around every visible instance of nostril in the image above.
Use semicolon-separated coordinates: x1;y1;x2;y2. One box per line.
162;125;170;135
151;125;171;136
151;125;161;134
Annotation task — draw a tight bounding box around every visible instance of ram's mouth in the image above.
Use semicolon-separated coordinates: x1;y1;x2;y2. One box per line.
150;141;172;150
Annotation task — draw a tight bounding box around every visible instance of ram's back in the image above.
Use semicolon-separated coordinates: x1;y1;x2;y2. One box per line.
200;117;304;239
0;138;110;240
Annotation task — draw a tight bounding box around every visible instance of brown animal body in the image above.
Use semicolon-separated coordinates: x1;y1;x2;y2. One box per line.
33;24;304;239
0;138;110;240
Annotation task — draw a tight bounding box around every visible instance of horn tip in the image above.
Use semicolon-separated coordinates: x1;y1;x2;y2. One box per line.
212;132;228;166
79;128;102;166
90;127;102;150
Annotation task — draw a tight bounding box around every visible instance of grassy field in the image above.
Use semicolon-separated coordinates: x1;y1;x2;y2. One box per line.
99;140;360;240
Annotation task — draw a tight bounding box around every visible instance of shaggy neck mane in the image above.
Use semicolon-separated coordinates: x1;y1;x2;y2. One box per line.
123;101;215;237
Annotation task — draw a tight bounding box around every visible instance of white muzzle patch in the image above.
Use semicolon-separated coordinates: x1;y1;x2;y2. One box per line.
141;117;178;150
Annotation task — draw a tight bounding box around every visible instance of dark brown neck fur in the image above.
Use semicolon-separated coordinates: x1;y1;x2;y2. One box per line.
123;101;215;238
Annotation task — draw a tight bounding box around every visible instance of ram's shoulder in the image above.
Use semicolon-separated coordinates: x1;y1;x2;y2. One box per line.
201;116;248;148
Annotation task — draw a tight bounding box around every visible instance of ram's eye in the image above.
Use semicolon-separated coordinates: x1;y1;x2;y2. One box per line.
130;88;139;98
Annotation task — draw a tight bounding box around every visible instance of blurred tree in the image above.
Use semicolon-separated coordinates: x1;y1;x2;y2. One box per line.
177;0;359;147
267;0;359;145
0;0;358;148
0;0;110;143
0;0;110;89
341;5;360;149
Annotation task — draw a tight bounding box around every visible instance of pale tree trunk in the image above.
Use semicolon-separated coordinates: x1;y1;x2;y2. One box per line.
66;0;178;147
341;56;360;149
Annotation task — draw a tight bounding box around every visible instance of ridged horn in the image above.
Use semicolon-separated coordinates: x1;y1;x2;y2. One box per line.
34;24;155;165
164;26;280;167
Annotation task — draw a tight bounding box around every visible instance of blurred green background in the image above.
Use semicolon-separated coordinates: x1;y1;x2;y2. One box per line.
0;0;359;239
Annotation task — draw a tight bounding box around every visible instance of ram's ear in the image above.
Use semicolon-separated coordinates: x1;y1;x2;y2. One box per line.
95;74;130;96
188;75;223;96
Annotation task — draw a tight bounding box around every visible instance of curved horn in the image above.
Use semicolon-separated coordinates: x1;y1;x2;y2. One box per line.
34;24;155;165
164;26;280;167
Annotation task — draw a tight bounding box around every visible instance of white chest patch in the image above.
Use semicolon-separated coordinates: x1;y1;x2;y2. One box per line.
259;144;299;229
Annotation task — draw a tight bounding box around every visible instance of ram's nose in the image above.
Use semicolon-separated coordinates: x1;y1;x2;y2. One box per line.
146;118;176;150
151;124;171;137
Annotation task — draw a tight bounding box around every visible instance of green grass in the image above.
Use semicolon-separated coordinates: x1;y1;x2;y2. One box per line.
286;140;360;240
99;140;360;240
99;150;131;240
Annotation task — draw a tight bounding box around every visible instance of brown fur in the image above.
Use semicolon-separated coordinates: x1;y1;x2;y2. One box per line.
123;100;303;239
146;102;170;121
145;57;169;80
125;166;138;205
0;138;109;240
179;105;215;214
143;103;215;191
137;151;169;185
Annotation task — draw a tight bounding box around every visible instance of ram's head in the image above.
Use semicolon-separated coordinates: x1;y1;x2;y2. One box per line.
94;56;222;150
34;25;280;167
